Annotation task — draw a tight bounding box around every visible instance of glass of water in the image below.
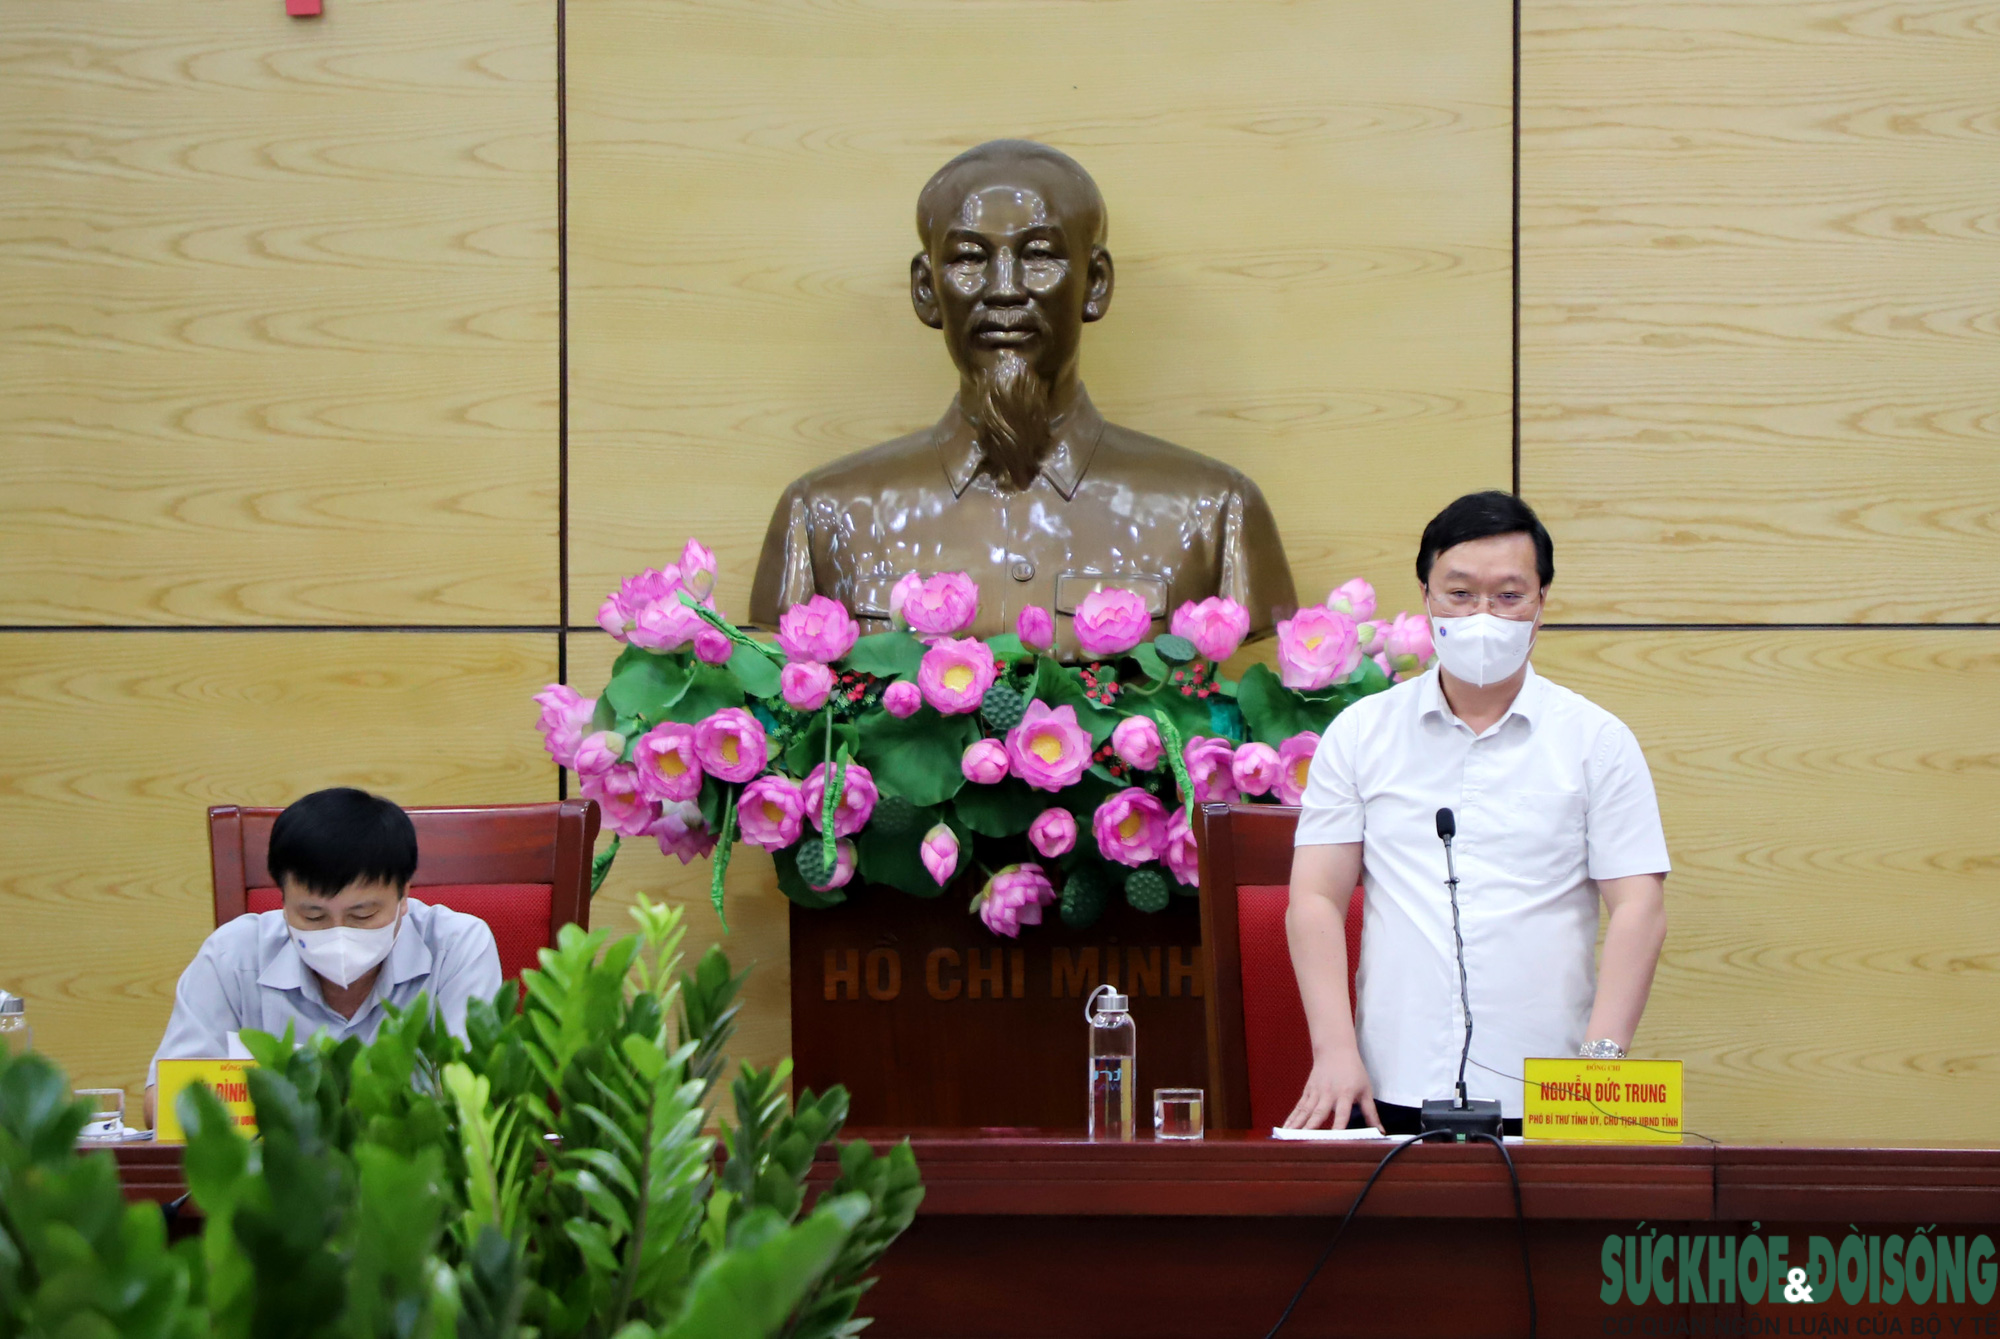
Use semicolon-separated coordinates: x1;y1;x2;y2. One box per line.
1153;1087;1205;1140
74;1088;128;1141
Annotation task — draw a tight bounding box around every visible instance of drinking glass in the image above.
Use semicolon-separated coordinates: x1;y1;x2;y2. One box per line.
74;1088;128;1141
1153;1087;1205;1140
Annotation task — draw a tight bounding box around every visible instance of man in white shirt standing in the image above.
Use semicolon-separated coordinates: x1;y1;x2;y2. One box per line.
1284;491;1669;1133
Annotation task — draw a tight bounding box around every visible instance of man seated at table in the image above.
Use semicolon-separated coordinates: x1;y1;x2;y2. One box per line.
144;786;500;1124
1283;491;1670;1134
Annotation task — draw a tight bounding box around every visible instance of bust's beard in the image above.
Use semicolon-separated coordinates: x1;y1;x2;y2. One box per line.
968;351;1051;491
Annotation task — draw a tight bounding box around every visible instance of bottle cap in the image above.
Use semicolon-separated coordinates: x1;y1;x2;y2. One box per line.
1086;983;1128;1016
0;991;21;1016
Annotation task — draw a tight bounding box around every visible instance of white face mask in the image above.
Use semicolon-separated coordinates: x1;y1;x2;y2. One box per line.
291;907;402;988
1428;611;1536;687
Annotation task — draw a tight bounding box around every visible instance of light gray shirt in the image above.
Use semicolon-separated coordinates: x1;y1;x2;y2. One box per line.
148;899;501;1085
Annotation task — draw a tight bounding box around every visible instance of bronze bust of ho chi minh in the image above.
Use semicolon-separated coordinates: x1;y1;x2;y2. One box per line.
749;139;1297;659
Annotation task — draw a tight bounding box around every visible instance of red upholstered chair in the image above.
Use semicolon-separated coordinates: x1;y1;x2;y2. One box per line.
1195;802;1363;1131
208;801;599;982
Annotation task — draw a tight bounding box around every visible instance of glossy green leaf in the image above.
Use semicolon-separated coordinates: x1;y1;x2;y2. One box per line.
606;649;692;720
728;642;783;699
951;778;1046;838
841;631;926;679
852;706;977;807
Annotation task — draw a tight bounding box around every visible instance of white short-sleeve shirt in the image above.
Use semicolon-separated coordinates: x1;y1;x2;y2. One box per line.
1295;663;1669;1116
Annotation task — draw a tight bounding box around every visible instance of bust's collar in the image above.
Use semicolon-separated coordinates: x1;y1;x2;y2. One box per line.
933;385;1106;501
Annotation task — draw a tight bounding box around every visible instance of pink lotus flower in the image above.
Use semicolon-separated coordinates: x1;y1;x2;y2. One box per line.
802;760;877;837
630;599;705;654
921;824;961;886
776;595;860;664
679;539;719;603
781;660;834;711
738;775;806;851
1231;741;1282;797
693;707;766;783
1164;807;1200;887
1355;620;1383;655
1374;651;1394;680
1382;611;1435;677
1092;788;1169;867
650;800;715;865
961;738;1009;784
1016;605;1055;652
533;685;595;768
582;764;659;838
1274;731;1320;806
804;838;857;893
1005;701;1093;792
1111;715;1163;771
1072;587;1152;659
573;729;625;778
918;637;998;715
1276;606;1361;690
597;567;680;641
881;679;922;718
1028;807;1077;858
976;863;1056;938
896;572;979;637
693;627;734;665
1183;736;1239;804
1327;578;1377;621
888;571;922;627
633;722;703;803
1170;597;1251;664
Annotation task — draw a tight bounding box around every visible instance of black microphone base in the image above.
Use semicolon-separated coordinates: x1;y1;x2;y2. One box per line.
1419;1098;1505;1141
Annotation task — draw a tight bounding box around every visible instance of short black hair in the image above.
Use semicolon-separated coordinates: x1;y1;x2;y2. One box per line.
1416;491;1555;587
267;787;417;898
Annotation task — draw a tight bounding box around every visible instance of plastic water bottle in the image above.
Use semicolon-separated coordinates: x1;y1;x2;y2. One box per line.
0;991;29;1059
1086;983;1135;1141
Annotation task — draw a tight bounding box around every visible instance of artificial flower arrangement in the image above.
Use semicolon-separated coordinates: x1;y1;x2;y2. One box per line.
534;540;1436;938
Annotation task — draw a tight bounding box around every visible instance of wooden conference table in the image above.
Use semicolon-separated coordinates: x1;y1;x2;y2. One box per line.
115;1131;2000;1338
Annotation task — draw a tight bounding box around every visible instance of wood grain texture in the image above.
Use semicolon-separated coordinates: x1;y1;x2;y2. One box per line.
1521;1;2000;623
1534;629;2000;1143
565;0;1511;623
564;632;792;1080
0;632;559;1109
0;0;558;625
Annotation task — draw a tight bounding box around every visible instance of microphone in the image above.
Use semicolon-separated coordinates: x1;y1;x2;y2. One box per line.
1420;806;1504;1139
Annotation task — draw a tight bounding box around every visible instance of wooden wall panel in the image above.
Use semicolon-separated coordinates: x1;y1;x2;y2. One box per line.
0;632;557;1108
1534;630;2000;1143
566;0;1512;625
0;0;558;625
1521;1;2000;624
564;632;792;1080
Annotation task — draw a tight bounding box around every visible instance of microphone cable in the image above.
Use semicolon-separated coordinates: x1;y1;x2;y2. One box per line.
1260;1127;1538;1339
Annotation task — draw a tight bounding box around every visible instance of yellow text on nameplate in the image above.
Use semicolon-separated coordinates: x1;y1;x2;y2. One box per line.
1521;1058;1683;1143
154;1059;258;1144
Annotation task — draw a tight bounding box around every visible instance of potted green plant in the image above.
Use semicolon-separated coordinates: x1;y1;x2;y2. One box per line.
0;897;922;1339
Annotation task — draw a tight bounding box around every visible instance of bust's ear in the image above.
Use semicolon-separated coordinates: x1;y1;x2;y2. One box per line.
1082;245;1114;323
910;252;943;329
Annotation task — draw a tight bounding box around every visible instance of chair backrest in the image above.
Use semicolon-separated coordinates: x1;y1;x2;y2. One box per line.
1195;802;1363;1131
208;801;599;982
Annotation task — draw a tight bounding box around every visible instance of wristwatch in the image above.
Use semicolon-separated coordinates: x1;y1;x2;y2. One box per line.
1578;1038;1626;1059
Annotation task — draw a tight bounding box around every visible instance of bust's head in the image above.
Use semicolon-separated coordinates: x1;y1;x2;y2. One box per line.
911;143;1115;464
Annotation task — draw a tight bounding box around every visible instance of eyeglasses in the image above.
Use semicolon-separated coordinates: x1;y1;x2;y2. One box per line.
1425;588;1541;619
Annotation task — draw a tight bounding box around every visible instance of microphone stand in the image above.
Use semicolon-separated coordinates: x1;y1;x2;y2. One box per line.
1420;816;1505;1141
